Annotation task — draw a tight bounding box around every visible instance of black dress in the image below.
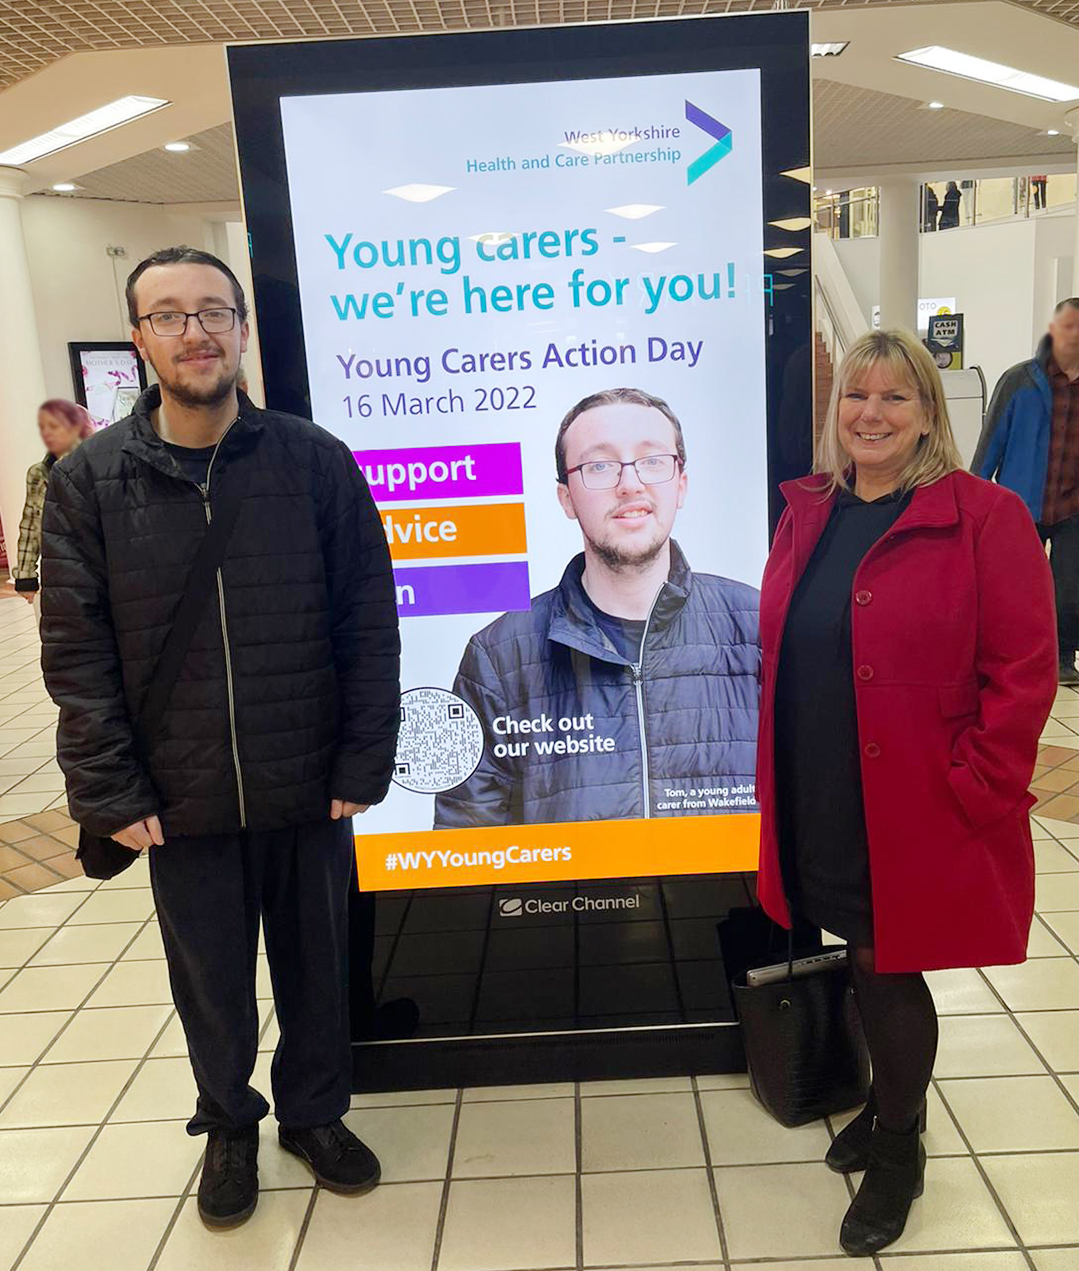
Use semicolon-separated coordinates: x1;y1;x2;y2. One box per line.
773;487;914;945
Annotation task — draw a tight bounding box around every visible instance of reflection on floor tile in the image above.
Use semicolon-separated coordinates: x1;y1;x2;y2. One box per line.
935;1014;1048;1078
343;1102;455;1183
583;1167;721;1265
62;1119;202;1200
582;1091;704;1172
17;1197;178;1271
157;1190;311;1271
0;1058;137;1128
714;1161;850;1260
981;1151;1079;1245
295;1182;441;1271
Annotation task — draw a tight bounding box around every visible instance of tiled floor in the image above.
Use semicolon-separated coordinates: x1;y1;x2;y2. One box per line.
1;595;1078;1269
0;594;76;900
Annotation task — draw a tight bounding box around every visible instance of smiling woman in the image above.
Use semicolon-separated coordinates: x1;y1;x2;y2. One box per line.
815;328;963;501
756;327;1056;1257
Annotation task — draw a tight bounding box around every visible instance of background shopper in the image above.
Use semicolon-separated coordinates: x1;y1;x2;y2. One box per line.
756;329;1056;1256
11;399;92;618
40;246;401;1230
938;180;961;229
974;298;1079;683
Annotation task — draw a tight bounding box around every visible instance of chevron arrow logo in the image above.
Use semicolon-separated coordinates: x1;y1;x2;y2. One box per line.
685;101;732;185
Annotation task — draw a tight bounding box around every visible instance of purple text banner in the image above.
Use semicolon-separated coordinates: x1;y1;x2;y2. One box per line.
355;442;524;503
394;561;531;619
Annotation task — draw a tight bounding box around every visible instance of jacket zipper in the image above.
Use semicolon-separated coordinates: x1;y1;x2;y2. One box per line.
199;426;247;829
631;590;663;819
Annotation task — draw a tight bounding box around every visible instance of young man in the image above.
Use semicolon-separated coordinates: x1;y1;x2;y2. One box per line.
434;387;760;828
40;246;400;1228
974;299;1079;684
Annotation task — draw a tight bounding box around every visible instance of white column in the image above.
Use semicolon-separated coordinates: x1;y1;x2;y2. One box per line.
877;177;920;331
1067;110;1079;297
0;167;48;582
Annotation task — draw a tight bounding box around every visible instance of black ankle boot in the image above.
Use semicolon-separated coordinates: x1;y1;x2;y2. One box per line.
826;1091;927;1173
840;1120;926;1256
826;1093;875;1173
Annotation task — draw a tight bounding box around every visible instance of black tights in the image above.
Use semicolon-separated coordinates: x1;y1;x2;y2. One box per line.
850;946;938;1132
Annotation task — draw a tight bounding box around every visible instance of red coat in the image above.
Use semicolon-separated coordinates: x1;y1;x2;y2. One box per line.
756;470;1057;973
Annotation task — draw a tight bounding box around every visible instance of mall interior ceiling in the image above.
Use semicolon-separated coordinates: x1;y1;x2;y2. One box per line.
2;0;1079;205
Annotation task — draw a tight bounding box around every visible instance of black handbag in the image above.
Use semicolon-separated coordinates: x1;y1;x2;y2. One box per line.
75;455;251;880
733;934;871;1128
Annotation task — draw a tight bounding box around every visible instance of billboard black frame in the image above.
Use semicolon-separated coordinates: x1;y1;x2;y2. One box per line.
227;13;813;1090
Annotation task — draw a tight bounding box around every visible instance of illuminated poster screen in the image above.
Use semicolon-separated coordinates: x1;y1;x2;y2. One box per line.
230;16;811;1059
278;67;773;890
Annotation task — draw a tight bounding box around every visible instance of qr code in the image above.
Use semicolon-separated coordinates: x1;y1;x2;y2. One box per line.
392;686;484;794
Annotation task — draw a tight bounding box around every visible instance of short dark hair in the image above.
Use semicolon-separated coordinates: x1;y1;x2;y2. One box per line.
555;387;687;483
1055;298;1079;315
126;246;249;328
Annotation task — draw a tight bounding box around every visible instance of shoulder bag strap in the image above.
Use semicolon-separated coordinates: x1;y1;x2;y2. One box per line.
134;453;253;751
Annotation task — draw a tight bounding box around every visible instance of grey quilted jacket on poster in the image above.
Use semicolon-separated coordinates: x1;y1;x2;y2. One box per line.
434;544;761;828
40;386;401;839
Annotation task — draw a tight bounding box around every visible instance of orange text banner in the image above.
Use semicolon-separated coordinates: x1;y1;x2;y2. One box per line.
356;814;761;891
381;502;527;561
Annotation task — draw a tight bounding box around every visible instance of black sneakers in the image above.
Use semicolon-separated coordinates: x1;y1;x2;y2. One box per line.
198;1125;259;1228
279;1119;382;1194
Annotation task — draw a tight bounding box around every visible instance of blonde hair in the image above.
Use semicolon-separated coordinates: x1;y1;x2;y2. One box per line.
814;328;963;493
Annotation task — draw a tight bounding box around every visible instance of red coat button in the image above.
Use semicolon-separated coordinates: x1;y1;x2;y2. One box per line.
857;665;874;681
855;590;872;606
864;743;881;759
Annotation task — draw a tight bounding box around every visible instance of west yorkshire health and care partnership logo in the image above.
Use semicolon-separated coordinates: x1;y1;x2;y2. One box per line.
685;101;732;185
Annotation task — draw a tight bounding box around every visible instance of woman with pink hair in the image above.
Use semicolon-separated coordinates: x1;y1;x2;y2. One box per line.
12;399;95;614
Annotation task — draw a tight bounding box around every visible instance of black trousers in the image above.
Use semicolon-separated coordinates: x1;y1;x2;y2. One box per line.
149;817;354;1136
1039;513;1079;662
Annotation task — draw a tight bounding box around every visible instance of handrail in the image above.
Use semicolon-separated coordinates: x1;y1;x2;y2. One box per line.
815;274;848;358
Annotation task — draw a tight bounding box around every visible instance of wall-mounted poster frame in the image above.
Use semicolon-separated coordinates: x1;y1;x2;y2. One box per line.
68;342;148;430
227;12;814;1092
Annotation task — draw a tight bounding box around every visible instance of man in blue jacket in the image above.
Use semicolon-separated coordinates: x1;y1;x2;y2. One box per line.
974;299;1079;684
434;387;760;828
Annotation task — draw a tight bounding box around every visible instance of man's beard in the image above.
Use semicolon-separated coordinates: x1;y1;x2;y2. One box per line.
154;355;237;409
585;525;669;573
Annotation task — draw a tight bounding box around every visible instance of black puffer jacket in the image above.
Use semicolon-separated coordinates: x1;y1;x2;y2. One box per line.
434;544;759;827
41;386;400;839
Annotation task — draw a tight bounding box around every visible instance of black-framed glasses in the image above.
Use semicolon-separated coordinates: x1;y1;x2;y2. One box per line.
565;454;681;490
137;308;239;337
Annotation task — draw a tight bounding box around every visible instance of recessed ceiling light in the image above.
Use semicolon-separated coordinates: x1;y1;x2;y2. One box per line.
51;182;77;192
897;46;1079;103
0;96;169;165
383;183;454;203
927;101;945;110
812;42;849;58
164;141;191;153
825;189;834;196
1048;129;1061;135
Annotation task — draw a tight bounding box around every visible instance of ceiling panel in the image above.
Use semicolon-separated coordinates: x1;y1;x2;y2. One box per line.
813;76;1077;168
41;75;1074;205
46;121;240;201
12;0;1079;92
